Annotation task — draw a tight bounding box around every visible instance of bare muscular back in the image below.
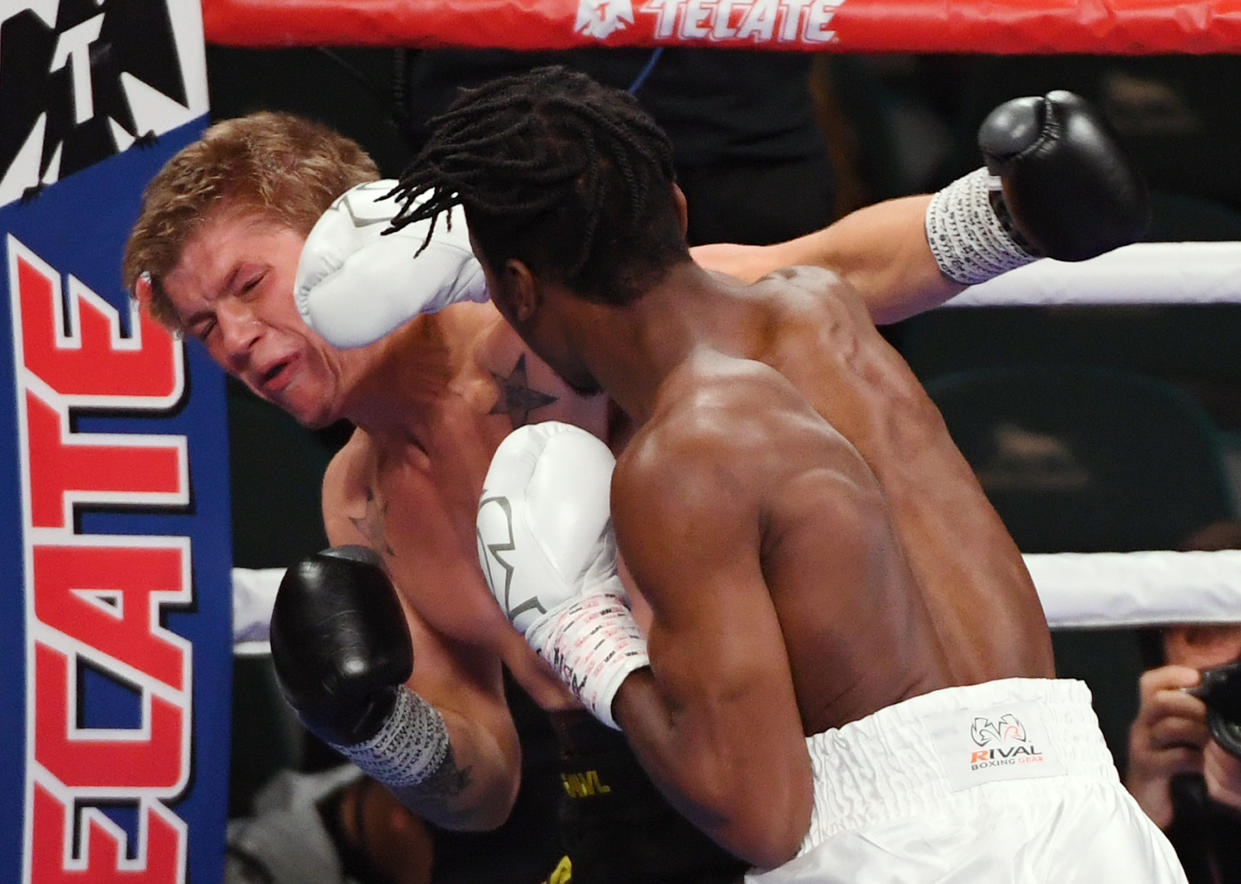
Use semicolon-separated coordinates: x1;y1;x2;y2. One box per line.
616;267;1053;738
739;266;1054;687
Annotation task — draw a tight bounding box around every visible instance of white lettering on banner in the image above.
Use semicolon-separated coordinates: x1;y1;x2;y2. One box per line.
575;0;636;38
681;0;712;37
640;0;844;44
9;234;192;881
49;14;105;124
736;0;779;41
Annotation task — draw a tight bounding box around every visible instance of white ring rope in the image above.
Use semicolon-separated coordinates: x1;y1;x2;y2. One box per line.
949;242;1241;307
1025;550;1241;628
229;549;1241;651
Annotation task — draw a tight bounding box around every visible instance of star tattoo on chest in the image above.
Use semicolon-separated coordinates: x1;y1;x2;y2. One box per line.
489;354;558;428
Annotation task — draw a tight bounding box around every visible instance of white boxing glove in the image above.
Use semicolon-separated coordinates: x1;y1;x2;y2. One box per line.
294;179;488;348
477;422;649;729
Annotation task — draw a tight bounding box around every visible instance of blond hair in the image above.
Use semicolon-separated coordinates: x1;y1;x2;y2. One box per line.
122;111;379;329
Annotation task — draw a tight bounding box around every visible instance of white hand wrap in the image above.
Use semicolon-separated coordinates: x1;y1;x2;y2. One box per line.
294;179;487;348
477;422;650;730
325;687;450;788
925;167;1039;285
525;590;649;730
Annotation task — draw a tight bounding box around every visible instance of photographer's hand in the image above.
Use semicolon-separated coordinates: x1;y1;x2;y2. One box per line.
1126;664;1210;828
1203;739;1241;812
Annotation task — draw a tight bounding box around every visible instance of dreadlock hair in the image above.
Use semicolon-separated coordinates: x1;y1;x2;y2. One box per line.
386;65;690;306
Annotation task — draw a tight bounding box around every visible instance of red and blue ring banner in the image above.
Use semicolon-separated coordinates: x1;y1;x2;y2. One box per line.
1;3;230;881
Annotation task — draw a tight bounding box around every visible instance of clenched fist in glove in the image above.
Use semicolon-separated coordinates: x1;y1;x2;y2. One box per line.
294;180;487;348
926;90;1149;285
270;546;451;787
476;422;649;730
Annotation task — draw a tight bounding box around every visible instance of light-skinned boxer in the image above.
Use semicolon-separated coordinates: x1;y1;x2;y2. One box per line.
124;88;1149;880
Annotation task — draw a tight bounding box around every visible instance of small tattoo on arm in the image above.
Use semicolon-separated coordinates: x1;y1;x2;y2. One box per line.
349;487;396;557
489;354;557;428
408;747;473;807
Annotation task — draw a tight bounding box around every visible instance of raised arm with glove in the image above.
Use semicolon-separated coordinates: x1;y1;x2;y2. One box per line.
696;89;1150;324
477;421;754;881
476;421;649;731
925;89;1150;285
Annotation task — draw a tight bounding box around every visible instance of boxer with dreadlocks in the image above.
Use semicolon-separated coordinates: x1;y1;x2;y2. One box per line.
383;65;1182;880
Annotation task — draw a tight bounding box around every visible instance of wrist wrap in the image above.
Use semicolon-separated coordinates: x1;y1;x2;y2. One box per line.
528;590;650;730
925;167;1039;285
325;688;450;788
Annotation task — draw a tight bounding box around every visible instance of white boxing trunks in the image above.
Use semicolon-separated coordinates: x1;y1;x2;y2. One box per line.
746;678;1187;883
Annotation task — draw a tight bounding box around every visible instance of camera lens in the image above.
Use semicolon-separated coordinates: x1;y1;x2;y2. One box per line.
1189;661;1241;760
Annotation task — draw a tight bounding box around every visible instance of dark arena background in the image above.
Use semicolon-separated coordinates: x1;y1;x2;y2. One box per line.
5;1;1241;880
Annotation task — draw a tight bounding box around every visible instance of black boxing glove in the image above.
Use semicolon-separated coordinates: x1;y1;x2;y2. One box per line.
925;90;1150;285
271;546;451;787
980;90;1150;262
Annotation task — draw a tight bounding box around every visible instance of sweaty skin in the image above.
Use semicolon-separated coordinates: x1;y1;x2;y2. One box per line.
151;188;968;833
484;239;1055;865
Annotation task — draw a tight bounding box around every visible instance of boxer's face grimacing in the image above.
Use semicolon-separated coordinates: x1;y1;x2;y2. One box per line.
162;207;353;428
